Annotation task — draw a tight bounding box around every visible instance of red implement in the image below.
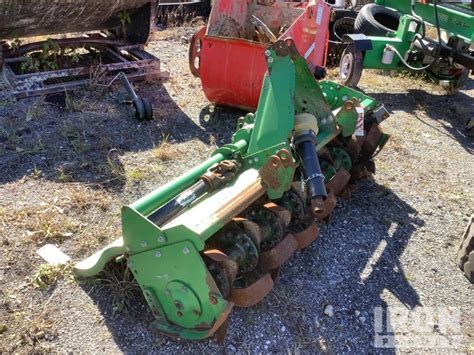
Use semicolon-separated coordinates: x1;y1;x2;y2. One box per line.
190;0;331;110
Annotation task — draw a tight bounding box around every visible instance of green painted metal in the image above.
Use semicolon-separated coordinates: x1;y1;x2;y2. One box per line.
131;138;248;217
375;0;474;42
349;1;473;85
129;241;227;339
361;15;421;70
75;39;386;340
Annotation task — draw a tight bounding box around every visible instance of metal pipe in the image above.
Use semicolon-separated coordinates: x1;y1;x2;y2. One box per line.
131;139;248;216
148;180;209;226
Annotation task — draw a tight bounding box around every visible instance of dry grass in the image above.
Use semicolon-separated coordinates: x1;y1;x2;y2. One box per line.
91;261;142;314
154;134;175;161
0;205;78;245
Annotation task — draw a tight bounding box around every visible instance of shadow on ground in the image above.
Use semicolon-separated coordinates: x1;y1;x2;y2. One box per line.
79;181;423;353
0;82;241;189
368;78;473;154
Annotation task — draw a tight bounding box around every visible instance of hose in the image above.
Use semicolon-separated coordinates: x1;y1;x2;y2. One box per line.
389;44;433;71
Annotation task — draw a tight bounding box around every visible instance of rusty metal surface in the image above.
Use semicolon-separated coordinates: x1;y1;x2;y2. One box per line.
362;124;384;158
229;273;274;308
259;149;295;192
2;41;166;98
294;221;319;250
233;218;264;247
317;191;337;221
258;234;298;272
203;249;238;297
0;0;153;40
263;203;292;228
326;169;351;196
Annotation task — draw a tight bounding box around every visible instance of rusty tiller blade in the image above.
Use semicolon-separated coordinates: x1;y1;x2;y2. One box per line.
215;317;230;344
203;249;238;297
229;274;274;308
345;136;363;163
362;124;384;158
294;220;319;250
326;168;351;196
316;190;337;221
233;217;264;247
258;234;298;271
264;203;292;227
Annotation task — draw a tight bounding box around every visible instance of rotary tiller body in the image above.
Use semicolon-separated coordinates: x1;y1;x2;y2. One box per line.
76;39;390;340
189;0;332;110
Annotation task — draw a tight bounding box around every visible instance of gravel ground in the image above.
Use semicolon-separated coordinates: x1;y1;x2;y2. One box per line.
0;24;473;353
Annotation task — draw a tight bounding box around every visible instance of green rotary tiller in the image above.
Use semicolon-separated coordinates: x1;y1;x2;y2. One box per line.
75;39;390;341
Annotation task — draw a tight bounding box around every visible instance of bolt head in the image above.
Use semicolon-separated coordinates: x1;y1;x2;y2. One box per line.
183;247;190;254
267;57;274;64
140;240;148;248
155;251;162;258
265;50;271;57
157;236;165;243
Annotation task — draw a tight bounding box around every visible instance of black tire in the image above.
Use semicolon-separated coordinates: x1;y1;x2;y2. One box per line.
328;16;357;66
457;216;473;283
355;4;401;36
142;97;154;120
132;97;146;121
339;45;364;87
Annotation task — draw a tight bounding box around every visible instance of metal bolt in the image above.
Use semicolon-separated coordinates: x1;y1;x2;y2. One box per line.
265;50;271;57
267;57;274;64
140;240;148;248
183;247;190;254
155;251;162;258
254;157;259;163
157;236;165;243
342;95;348;101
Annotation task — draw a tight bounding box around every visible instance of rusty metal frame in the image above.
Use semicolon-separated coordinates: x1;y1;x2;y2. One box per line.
1;35;168;98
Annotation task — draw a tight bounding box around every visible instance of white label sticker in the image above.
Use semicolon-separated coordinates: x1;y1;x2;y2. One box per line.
355;107;365;137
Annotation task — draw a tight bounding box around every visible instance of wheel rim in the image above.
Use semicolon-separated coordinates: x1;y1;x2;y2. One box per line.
340;52;353;80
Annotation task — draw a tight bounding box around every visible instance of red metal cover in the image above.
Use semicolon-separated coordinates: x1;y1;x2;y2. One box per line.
190;0;331;110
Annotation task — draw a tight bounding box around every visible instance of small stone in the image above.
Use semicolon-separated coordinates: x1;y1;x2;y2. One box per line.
359;316;366;323
265;340;271;345
355;310;361;317
35;331;45;339
225;344;236;353
324;305;334;317
280;326;286;332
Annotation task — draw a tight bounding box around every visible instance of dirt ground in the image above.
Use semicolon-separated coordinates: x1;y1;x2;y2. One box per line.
0;24;473;353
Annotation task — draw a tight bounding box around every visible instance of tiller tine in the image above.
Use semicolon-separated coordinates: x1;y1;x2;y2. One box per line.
293;220;319;250
258;234;298;272
326;168;351;196
229;273;274;308
361;124;385;159
264;203;292;228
